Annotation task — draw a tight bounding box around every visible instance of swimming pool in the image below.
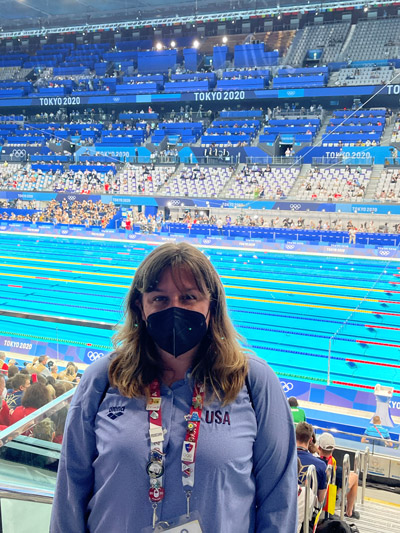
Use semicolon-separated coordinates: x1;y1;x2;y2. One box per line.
0;233;398;395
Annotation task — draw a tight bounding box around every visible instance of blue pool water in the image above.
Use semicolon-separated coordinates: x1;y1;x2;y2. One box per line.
0;234;399;394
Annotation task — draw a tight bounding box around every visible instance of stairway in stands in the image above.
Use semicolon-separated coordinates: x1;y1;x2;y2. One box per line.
345;498;400;532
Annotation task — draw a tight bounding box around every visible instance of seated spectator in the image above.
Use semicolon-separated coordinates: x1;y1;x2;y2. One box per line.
52;405;69;444
361;415;393;447
297;457;306;533
0;352;8;375
297;422;327;503
32;355;51;377
33;418;55;442
289;396;306;423
53;381;74;398
58;362;78;382
6;364;19;382
5;373;31;411
0;375;10;427
47;382;56;401
9;383;50;426
25;357;39;372
48;361;59;379
317;432;360;519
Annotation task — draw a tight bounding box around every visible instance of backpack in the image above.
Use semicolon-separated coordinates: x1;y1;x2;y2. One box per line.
315;519;360;533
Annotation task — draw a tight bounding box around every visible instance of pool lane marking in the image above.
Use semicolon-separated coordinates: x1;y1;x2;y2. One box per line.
0;272;398;314
0;271;394;315
347;358;400;368
356;339;400;348
2;264;390;303
222;275;390;294
0;255;134;270
224;284;388;304
333;380;400;394
0;261;394;297
0;272;130;288
0;255;393;294
0;268;390;305
225;295;400;316
365;324;400;331
0;263;132;278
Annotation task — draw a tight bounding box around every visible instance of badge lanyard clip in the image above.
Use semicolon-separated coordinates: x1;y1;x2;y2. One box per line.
185;490;192;518
152;503;158;530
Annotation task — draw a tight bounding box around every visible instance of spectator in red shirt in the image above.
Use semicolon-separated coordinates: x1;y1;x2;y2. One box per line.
9;383;50;426
0;352;8;375
0;375;10;426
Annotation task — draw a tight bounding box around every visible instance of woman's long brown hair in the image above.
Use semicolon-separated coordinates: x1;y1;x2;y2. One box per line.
109;242;249;405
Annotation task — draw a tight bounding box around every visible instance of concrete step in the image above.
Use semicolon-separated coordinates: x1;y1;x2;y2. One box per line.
313;113;333;147
344;498;400;532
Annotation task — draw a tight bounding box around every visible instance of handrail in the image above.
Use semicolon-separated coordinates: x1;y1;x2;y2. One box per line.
308;424;400;459
354;450;361;475
0;387;75;447
340;454;351;520
304;464;318;529
294;422;399;454
0;483;54;504
361;447;370;505
318;464;333;524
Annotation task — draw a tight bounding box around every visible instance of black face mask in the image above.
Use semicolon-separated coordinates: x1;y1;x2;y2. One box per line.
146;307;208;357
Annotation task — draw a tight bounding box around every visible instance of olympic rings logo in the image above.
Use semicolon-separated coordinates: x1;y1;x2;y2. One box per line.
170;200;181;206
202;239;211;244
10;149;27;158
285;244;295;250
289;204;301;210
87;351;105;361
378;250;390;256
280;381;294;394
61;230;69;234
67;196;76;201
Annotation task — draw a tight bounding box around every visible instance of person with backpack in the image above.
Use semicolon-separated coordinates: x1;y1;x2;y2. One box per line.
51;242;298;533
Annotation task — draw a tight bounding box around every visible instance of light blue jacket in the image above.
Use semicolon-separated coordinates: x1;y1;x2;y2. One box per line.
50;354;297;532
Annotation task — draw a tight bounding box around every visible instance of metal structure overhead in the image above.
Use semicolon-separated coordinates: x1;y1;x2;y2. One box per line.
0;1;397;38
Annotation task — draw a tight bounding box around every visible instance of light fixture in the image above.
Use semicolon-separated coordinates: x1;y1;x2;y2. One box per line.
155;42;163;51
193;39;200;48
222;36;228;44
170;40;176;48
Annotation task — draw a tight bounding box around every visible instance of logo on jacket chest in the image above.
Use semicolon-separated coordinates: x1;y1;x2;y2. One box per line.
107;406;126;420
204;410;231;425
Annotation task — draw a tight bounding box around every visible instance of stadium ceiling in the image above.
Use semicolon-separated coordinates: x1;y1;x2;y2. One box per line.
0;0;398;38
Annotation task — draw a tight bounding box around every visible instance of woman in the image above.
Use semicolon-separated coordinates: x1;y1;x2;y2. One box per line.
51;242;297;532
58;362;78;382
9;383;50;425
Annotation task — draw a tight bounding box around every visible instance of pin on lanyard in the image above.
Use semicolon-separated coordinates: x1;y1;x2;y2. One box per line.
146;380;205;529
146;380;165;529
181;382;205;516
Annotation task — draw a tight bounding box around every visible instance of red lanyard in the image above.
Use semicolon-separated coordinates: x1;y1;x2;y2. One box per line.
146;379;205;527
